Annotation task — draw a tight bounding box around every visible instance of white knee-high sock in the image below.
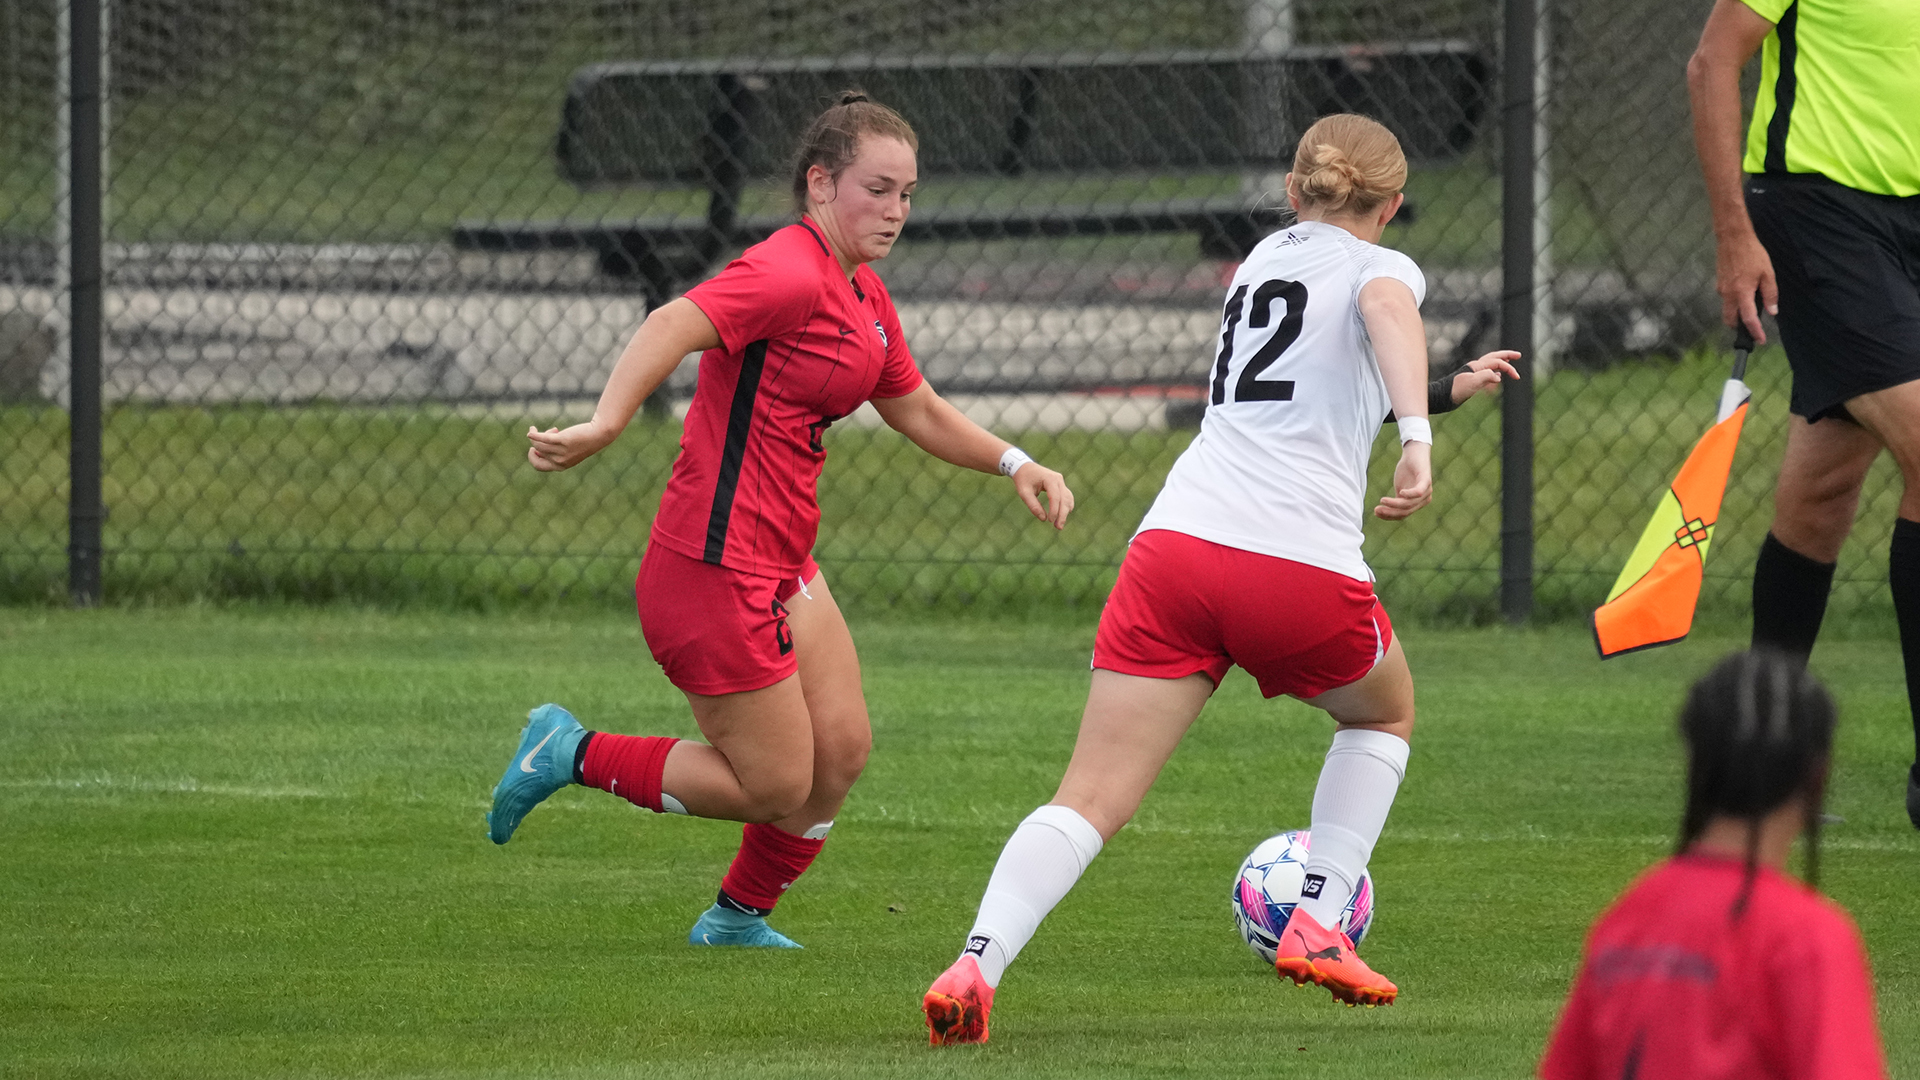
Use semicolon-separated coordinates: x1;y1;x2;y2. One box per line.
961;805;1105;988
1299;728;1409;929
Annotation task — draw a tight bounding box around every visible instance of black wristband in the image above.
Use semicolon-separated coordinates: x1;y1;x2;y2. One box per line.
1385;368;1468;426
1429;367;1469;415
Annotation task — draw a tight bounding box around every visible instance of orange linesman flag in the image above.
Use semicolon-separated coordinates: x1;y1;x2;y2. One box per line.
1593;326;1756;658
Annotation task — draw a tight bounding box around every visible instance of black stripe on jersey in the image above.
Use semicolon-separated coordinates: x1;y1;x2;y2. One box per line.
799;218;864;299
1764;2;1800;175
799;219;832;258
704;339;770;564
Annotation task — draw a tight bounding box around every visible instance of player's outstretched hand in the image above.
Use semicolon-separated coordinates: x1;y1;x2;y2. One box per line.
1375;441;1432;520
1014;463;1075;530
527;421;614;472
1449;351;1523;404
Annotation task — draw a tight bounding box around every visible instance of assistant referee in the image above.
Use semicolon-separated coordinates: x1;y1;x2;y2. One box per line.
1689;0;1920;829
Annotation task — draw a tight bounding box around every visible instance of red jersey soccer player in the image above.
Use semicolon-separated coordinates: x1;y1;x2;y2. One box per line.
1540;651;1888;1080
484;92;1074;949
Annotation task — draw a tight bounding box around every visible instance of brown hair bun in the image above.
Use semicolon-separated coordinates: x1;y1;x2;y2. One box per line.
789;89;918;215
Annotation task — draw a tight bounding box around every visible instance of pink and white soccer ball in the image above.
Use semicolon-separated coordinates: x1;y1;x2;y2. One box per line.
1230;829;1375;964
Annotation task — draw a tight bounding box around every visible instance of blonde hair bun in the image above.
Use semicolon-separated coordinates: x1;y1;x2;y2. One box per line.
1289;114;1407;217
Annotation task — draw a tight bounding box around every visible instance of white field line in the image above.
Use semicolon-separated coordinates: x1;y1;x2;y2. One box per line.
0;776;329;799
0;777;636;811
869;812;1916;854
9;781;1910;854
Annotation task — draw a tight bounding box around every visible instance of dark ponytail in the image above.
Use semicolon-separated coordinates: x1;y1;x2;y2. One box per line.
1677;649;1836;917
789;89;919;215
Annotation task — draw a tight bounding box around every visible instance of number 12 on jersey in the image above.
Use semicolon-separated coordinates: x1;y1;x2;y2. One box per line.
1211;278;1309;406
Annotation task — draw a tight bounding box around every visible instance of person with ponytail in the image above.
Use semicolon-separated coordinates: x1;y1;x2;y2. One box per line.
483;90;1074;949
1540;650;1887;1080
921;114;1519;1043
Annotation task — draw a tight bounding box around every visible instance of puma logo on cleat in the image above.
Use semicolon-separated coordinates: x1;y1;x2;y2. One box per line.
1305;945;1343;962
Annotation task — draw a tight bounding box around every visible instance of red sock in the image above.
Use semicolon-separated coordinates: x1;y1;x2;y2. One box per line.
580;733;678;813
718;822;826;914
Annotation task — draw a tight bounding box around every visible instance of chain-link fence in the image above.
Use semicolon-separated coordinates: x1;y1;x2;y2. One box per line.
0;0;1905;622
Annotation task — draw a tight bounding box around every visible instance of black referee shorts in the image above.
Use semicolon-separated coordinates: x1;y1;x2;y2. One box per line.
1745;172;1920;422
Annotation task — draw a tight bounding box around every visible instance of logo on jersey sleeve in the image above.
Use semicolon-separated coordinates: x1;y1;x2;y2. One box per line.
874;320;888;347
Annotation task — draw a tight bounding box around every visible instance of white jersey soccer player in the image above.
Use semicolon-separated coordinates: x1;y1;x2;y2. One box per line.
922;114;1520;1044
1140;219;1427;582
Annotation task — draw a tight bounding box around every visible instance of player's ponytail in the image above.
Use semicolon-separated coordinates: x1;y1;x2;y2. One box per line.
789;89;920;215
1289;114;1407;217
1676;650;1835;918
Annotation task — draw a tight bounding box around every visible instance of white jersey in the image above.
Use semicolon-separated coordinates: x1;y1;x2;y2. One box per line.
1136;221;1426;582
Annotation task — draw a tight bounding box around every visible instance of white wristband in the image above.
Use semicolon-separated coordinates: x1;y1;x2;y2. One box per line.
998;446;1035;477
1398;416;1433;445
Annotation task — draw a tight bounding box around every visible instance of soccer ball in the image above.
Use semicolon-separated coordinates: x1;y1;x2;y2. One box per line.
1230;830;1375;964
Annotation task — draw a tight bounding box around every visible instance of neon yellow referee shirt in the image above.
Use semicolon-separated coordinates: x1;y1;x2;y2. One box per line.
1740;0;1920;197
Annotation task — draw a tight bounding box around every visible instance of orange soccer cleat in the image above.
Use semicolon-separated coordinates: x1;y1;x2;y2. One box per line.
1273;907;1399;1007
923;955;995;1045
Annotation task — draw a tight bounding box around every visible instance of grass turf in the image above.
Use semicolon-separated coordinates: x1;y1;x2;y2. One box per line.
1;606;1914;1078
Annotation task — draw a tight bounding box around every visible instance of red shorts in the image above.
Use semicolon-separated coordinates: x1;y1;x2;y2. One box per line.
635;543;819;696
1092;529;1392;700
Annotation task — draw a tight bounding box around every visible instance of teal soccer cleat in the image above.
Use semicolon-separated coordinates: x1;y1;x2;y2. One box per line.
687;905;803;948
487;704;587;845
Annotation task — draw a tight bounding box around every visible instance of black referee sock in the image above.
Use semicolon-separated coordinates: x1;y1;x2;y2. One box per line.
1751;532;1835;668
1890;518;1920;764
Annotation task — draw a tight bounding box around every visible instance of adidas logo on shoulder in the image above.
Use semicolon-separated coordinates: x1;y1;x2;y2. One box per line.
1274;230;1311;248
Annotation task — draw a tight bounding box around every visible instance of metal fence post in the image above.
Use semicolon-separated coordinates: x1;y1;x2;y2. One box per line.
1500;0;1537;624
67;0;103;607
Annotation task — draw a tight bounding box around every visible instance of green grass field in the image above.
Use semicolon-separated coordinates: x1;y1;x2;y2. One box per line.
2;606;1914;1078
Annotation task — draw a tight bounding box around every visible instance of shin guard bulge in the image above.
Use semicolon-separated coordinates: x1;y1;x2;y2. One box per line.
717;822;827;914
580;733;680;813
1300;728;1409;929
963;805;1105;988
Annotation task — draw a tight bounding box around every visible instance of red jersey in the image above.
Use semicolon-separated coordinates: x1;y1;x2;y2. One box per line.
654;219;923;577
1540;854;1887;1080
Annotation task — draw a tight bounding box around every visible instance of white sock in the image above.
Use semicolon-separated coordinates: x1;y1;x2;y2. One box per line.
961;805;1104;988
1299;728;1409;929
